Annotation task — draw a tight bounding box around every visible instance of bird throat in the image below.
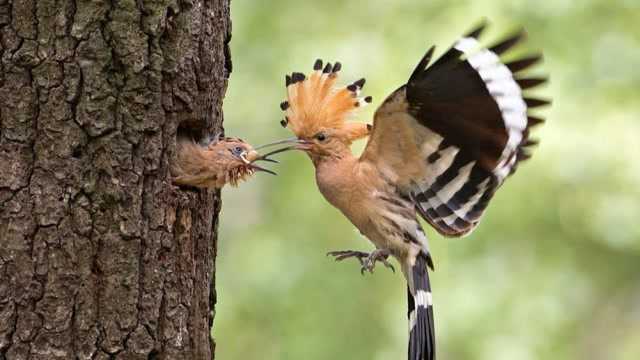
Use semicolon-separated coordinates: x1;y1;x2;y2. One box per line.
227;165;254;186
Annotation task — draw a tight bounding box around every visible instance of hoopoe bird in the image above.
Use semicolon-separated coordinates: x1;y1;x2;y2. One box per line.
268;20;549;360
171;133;283;189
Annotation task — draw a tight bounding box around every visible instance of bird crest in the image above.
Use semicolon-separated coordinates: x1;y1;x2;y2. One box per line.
280;60;372;143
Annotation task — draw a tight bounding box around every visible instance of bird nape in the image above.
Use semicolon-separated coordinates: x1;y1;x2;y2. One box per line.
270;19;549;360
170;133;290;189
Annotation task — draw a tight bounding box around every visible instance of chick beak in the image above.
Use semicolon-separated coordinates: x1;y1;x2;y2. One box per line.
241;150;277;175
250;163;277;176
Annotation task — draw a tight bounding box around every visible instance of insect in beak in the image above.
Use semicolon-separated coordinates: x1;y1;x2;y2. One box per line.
228;147;278;176
244;150;278;176
244;137;313;176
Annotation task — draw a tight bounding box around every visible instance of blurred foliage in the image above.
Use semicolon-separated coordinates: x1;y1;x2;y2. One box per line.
212;1;640;359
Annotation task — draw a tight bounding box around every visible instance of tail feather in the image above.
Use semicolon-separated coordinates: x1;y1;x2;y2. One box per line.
407;254;436;360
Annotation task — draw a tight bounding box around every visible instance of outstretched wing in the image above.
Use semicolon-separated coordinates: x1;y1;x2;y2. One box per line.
360;21;549;237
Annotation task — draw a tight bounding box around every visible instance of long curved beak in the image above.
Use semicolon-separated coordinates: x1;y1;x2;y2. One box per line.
251;138;311;164
254;137;300;150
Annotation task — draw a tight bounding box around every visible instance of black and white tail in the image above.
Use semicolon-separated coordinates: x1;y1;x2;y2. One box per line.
407;254;436;360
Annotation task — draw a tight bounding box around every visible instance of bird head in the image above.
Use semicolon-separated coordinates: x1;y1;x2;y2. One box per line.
265;60;372;162
215;137;260;166
294;122;372;159
172;134;280;189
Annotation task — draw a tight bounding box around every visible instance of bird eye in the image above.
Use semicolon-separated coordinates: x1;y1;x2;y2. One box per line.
315;132;327;142
231;146;245;156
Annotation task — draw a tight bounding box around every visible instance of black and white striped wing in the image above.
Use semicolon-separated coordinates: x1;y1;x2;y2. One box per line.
361;21;549;237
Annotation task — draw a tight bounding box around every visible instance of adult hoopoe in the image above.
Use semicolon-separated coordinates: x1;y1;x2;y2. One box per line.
171;133;282;189
268;20;549;360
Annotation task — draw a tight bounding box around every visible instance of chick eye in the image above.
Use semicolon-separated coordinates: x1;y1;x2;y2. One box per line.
232;146;244;155
315;132;327;142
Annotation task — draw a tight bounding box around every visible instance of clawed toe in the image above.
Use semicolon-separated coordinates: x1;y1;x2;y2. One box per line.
327;250;369;266
327;249;395;274
377;257;396;273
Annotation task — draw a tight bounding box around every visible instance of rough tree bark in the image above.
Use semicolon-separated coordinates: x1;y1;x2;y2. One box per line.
0;0;231;359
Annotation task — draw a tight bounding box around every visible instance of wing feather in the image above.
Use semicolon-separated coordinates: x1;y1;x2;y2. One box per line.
360;21;549;237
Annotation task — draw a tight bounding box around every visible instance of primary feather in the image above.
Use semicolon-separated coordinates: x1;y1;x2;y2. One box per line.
278;19;549;360
362;19;549;236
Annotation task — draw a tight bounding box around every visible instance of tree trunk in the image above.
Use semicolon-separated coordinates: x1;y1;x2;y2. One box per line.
0;0;230;359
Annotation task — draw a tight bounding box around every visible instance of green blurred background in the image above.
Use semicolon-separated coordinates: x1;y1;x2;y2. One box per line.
213;1;640;359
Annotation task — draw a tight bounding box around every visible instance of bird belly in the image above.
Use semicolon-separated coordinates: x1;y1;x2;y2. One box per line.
363;208;424;261
314;160;428;261
330;190;424;262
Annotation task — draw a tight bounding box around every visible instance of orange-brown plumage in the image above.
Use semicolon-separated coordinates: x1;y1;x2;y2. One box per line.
277;22;549;360
281;62;420;262
283;64;371;144
171;135;275;189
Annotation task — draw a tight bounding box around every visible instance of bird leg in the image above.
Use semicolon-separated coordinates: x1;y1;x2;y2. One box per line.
327;249;395;274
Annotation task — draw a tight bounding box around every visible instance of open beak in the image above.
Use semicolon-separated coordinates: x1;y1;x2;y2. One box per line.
249;163;277;176
240;150;275;175
251;137;312;164
254;137;300;150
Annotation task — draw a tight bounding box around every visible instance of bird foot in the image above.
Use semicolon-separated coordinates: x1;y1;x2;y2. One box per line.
326;249;395;275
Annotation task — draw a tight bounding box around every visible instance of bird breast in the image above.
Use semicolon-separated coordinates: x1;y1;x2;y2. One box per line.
315;159;390;238
315;158;373;226
314;158;424;260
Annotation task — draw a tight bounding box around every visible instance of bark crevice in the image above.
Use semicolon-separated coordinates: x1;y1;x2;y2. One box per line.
1;0;230;358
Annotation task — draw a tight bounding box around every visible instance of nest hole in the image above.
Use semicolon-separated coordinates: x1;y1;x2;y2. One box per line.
177;121;207;143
